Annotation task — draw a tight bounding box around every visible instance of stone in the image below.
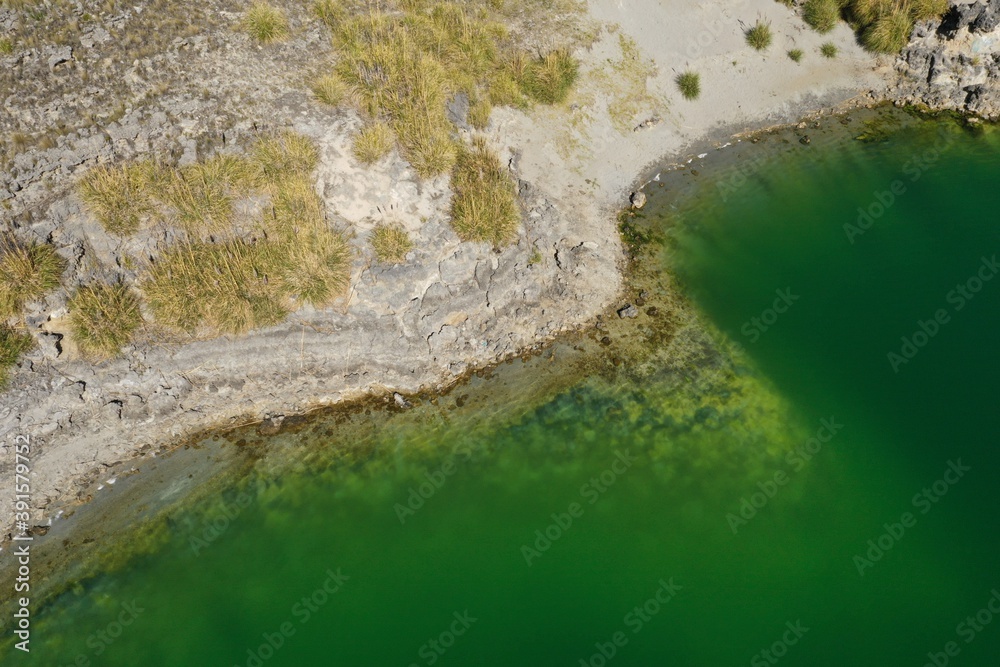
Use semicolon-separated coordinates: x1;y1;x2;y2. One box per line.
617;304;639;319
630;191;647;209
393;392;412;409
972;0;1000;33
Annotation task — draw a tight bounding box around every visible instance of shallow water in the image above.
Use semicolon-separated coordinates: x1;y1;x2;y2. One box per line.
10;113;1000;666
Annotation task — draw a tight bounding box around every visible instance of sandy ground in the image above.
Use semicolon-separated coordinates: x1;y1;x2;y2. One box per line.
0;0;892;542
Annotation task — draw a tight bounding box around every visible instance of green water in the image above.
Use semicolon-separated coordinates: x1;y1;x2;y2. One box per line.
10;114;1000;666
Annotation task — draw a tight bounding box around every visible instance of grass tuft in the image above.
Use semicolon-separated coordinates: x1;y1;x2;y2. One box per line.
803;0;840;33
0;37;13;55
370;223;413;263
745;20;773;50
0;325;32;387
0;238;65;318
449;137;519;247
68;282;142;359
352;123;395;165
313;0;344;28
519;49;579;104
242;2;289;44
675;71;700;100
312;73;351;106
78;161;162;235
252;131;320;183
862;9;915;53
788;48;804;62
820;41;838;58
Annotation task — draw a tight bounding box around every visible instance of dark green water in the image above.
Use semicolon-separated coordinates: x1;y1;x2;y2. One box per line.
8;114;1000;666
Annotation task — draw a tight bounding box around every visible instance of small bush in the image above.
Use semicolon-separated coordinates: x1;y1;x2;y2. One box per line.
746;20;773;50
449;138;519;247
675;71;700;100
370;224;413;264
68;282;142;359
312;73;350;107
519;49;579;104
820;41;838;58
788;48;804;62
803;0;840;33
242;2;289;44
78;161;161;235
0;325;32;387
352;123;394;165
0;239;65;318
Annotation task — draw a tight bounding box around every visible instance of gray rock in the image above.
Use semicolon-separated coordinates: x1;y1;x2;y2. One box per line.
37;333;62;359
630;191;647;209
972;0;1000;33
393;392;412;409
617;304;639;319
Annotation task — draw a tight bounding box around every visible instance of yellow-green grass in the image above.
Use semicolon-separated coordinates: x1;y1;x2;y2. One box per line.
327;3;578;178
0;238;65;318
68;282;143;359
370;223;413;263
312;73;351;106
518;49;579;104
78;161;164;235
252;130;320;184
803;0;840;33
746;20;773;51
242;2;289;44
788;48;804;62
0;325;32;387
0;37;14;55
352;123;394;164
313;0;344;28
820;41;838;57
449;137;519;247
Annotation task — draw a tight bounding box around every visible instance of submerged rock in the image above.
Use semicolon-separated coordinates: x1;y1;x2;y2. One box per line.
630;191;647;209
617;304;639;319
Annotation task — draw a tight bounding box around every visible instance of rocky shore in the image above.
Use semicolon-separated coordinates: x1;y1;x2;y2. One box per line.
891;0;1000;118
2;0;894;544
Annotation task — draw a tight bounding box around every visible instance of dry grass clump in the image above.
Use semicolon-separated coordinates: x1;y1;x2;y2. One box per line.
78;161;162;235
0;37;14;55
449;137;519;247
312;73;352;106
0;238;65;318
145;239;289;334
820;41;839;57
242;2;289;44
370;223;413;263
68;282;143;359
327;3;578;178
0;325;32;387
252;130;320;183
352;123;395;164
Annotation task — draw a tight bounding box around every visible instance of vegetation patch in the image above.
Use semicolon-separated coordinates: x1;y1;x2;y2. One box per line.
352;123;395;165
803;0;839;33
68;282;143;359
449;138;519;247
370;223;413;264
0;325;32;387
745;20;773;51
78;161;162;235
787;48;804;62
676;71;700;100
242;2;289;44
0;237;65;319
312;73;351;107
323;2;578;178
820;41;838;58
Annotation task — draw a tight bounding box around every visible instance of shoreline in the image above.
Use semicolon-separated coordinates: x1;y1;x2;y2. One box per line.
1;0;895;569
